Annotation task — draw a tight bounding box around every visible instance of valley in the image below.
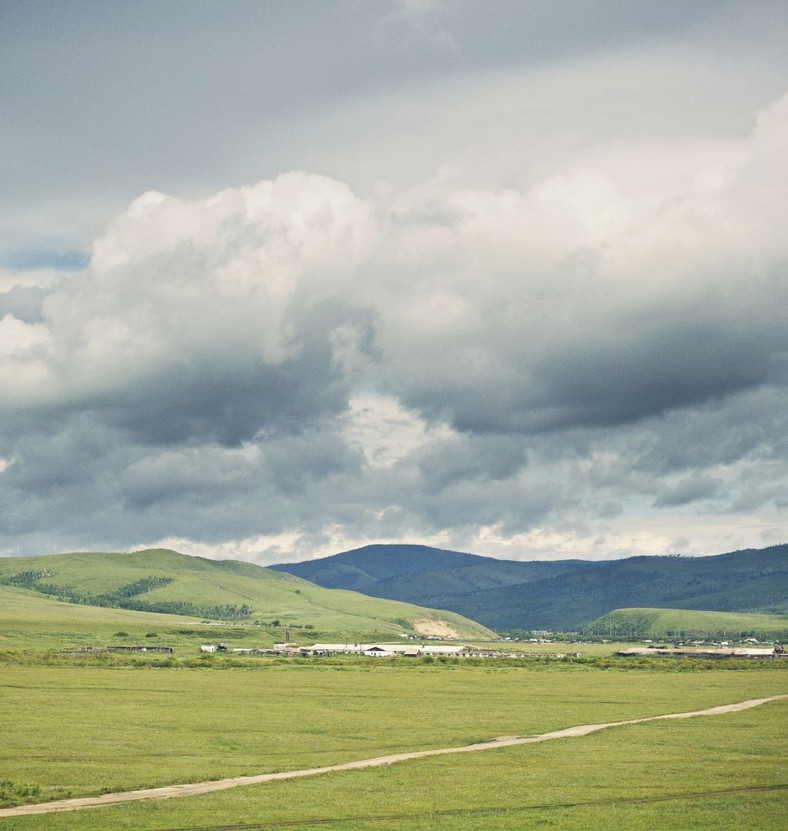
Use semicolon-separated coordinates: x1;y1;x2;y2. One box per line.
0;545;785;830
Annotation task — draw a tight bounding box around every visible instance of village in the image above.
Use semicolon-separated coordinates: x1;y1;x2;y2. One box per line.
63;637;786;661
195;639;787;661
198;641;531;658
616;643;786;659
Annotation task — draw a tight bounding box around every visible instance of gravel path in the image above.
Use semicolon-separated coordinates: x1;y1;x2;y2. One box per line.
2;694;785;818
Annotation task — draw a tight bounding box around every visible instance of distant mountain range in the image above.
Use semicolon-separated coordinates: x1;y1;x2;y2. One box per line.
4;544;784;637
270;543;788;630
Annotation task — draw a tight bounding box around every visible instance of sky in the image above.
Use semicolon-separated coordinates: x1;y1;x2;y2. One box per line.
1;0;787;564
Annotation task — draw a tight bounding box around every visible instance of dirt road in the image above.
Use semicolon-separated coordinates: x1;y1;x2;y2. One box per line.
2;694;784;818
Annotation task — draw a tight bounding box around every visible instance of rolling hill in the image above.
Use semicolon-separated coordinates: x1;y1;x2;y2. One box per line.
269;544;499;590
272;543;788;630
269;544;591;597
0;549;494;640
585;607;788;640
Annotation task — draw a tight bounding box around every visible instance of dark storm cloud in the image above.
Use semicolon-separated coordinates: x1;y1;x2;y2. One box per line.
628;386;788;477
416;435;528;491
394;308;787;436
95;331;351;448
0;415;139;543
0;412;366;553
653;475;723;508
1;3;787;560
515;303;788;431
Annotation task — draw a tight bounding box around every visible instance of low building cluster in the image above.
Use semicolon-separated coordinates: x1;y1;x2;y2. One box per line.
68;645;173;654
302;643;502;657
617;646;785;659
209;642;510;658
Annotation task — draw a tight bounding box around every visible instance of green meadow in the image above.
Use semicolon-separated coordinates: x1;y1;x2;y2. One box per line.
0;550;493;641
587;607;788;640
0;660;786;830
1;553;786;830
9;698;781;831
0;583;634;659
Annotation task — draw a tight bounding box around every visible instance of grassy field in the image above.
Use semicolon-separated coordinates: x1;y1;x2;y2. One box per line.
587;607;788;639
1;556;785;830
6;584;663;669
0;660;785;829
0;584;503;657
0;587;632;658
0;550;493;639
0;583;680;665
8;701;781;831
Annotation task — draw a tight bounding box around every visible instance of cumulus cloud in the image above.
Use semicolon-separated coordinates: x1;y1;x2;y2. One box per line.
2;173;376;443
366;96;788;436
1;89;787;560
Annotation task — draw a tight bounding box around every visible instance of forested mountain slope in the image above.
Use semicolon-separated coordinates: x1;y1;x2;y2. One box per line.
273;543;788;630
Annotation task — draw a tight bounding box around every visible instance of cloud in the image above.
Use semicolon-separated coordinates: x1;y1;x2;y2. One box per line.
4;0;786;263
653;475;723;508
1;88;787;560
3;173;376;444
0;285;48;323
366;95;788;436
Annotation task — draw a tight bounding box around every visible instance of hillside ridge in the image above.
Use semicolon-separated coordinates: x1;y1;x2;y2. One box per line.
272;543;788;630
0;548;493;639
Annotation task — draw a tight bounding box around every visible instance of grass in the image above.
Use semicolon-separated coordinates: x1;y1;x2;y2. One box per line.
0;550;494;639
1;560;785;830
112;704;785;831
0;583;654;659
0;584;205;652
0;661;785;829
587;607;788;639
0;583;492;657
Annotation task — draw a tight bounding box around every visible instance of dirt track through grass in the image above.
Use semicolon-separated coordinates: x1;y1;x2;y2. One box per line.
1;694;785;818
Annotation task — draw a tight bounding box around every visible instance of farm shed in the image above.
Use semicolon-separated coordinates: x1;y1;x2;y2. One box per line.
363;646;397;657
616;647;783;659
419;645;470;657
295;642;510;659
303;643;364;656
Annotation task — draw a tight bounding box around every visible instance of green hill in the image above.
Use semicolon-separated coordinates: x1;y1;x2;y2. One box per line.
0;549;494;641
368;559;592;602
0;582;214;652
272;543;788;630
270;543;591;597
585;608;788;640
269;544;498;589
452;546;788;629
